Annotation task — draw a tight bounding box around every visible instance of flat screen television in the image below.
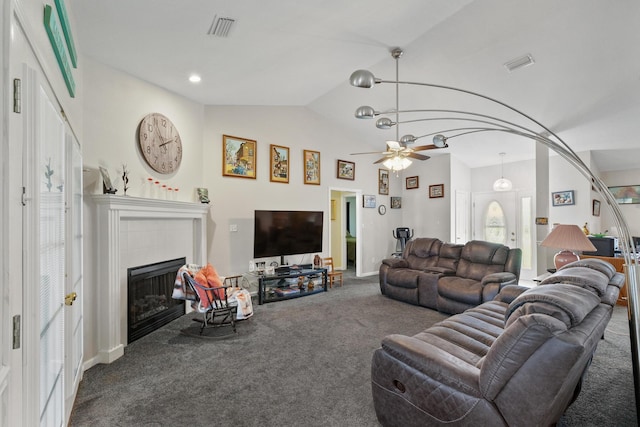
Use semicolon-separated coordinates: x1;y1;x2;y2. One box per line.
583;236;615;257
254;210;323;263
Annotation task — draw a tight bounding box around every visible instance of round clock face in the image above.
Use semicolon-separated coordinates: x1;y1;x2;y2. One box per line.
378;205;386;215
138;113;182;174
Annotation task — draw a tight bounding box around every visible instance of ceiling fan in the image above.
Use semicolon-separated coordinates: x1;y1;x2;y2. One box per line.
350;140;444;164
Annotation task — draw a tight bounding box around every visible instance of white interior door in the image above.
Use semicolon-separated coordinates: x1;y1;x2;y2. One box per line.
64;129;83;423
37;82;66;427
454;190;470;244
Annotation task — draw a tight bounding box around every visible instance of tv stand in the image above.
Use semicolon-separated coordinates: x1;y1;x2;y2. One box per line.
258;267;327;304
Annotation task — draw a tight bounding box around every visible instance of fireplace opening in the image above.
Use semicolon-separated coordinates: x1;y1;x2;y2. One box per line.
127;257;186;343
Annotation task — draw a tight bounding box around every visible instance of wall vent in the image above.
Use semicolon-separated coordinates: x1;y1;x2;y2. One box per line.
504;54;535;72
208;15;235;37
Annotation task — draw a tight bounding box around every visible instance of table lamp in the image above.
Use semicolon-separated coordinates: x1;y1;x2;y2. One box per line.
540;224;597;269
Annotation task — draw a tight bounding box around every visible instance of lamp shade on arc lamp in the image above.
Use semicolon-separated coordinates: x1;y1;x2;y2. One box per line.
540;224;597;269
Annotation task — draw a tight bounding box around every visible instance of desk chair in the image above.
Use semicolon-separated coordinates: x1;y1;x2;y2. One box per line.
322;257;343;288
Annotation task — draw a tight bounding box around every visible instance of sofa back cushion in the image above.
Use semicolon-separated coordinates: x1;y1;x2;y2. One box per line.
456;240;513;281
404;238;442;270
479;284;604;423
436;243;463;271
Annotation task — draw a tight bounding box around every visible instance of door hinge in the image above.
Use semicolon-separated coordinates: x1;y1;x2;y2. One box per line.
12;315;21;349
21;187;28;206
13;78;21;114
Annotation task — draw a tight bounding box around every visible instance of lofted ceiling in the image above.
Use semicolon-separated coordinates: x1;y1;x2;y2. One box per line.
68;0;640;171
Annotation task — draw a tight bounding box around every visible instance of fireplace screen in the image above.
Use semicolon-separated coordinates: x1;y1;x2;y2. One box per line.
127;257;186;343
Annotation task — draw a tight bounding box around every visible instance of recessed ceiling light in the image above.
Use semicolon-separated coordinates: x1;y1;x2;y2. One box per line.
189;74;201;83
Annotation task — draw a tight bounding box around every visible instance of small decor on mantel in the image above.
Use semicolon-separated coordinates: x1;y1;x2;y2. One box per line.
197;187;210;204
121;164;129;195
99;166;117;194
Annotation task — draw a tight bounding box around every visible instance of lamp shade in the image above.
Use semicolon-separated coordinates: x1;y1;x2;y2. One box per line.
540;224;597;269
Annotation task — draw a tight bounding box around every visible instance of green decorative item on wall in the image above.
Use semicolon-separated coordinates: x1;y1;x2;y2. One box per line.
43;5;76;97
54;0;78;68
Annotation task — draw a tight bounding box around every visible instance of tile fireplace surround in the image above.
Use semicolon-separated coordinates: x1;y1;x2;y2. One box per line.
89;195;210;365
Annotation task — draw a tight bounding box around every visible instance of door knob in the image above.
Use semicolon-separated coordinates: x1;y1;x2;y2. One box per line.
65;292;77;306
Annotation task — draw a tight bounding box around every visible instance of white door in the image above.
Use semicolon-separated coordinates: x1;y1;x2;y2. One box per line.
472;191;535;280
64;129;83;422
454;190;470;244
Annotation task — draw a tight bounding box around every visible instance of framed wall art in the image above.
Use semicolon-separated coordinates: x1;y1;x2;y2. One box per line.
391;196;402;209
337;159;355;180
592;199;601;216
378;169;389;195
551;190;575;206
363;194;376;208
429;184;444;198
270;144;289;183
608;185;640;204
406;176;419;189
303;149;321;185
222;135;256;179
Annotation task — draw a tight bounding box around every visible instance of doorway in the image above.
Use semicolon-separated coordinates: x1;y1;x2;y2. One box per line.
329;189;361;276
472;191;535;280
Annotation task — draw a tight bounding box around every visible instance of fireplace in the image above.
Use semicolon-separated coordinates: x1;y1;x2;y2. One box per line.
127;257;186;342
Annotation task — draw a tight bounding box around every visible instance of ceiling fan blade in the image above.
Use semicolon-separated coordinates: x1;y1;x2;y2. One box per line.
373;157;389;164
350;151;387;155
411;143;449;152
386;140;402;150
407;152;430;161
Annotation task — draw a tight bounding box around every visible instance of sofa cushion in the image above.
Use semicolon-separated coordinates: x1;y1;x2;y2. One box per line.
436;243;463;271
559;258;616;278
456;241;511;281
538;266;609;297
386;269;420;289
437;276;483;305
404;238;441;270
506;284;601;329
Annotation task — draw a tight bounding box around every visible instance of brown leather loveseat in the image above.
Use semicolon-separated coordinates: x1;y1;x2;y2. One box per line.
371;258;624;426
379;238;522;314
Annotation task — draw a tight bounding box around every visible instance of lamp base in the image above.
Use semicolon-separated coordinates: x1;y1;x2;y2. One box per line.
554;250;580;270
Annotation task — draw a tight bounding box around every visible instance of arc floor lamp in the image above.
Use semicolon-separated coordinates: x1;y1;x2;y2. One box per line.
350;49;640;414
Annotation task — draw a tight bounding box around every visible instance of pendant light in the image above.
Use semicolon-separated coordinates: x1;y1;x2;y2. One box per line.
493;152;513;191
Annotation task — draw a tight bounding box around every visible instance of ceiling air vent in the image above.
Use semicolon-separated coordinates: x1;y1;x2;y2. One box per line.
208;15;235;37
503;54;535;72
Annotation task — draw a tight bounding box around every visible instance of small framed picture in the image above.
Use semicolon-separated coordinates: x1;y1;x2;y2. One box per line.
337;159;355;180
391;197;402;209
270;144;289;183
406;176;419;189
608;185;640;204
592;199;601;216
552;190;575;206
99;166;116;194
363;194;376;208
429;184;444;198
303;149;320;185
196;187;210;204
378;169;389;195
222;135;256;179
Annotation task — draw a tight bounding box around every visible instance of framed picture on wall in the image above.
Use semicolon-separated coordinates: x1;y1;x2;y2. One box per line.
363;194;376;208
337;159;355;180
270;144;289;183
378;169;389;195
429;184;444;198
592;199;601;216
551;190;575;206
391;197;402;209
406;176;419;189
303;149;321;185
608;185;640;204
222;135;256;179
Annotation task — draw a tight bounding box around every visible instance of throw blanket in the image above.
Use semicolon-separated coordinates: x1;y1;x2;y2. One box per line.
173;264;253;319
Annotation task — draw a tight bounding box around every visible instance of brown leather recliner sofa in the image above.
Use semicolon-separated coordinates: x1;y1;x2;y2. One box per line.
371;258;624;426
379;238;522;314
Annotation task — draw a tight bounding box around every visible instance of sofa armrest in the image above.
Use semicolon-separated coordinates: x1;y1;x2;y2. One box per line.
493;285;529;304
382;258;408;269
423;266;456;275
481;272;517;287
380;334;481;395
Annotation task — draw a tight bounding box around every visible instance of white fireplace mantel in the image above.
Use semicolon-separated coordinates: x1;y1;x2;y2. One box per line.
90;195;209;363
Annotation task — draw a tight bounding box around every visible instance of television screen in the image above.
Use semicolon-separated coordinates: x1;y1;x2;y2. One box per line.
254;210;323;259
583;236;615;257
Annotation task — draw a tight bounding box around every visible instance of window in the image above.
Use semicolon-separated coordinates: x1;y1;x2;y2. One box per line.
484;201;507;245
